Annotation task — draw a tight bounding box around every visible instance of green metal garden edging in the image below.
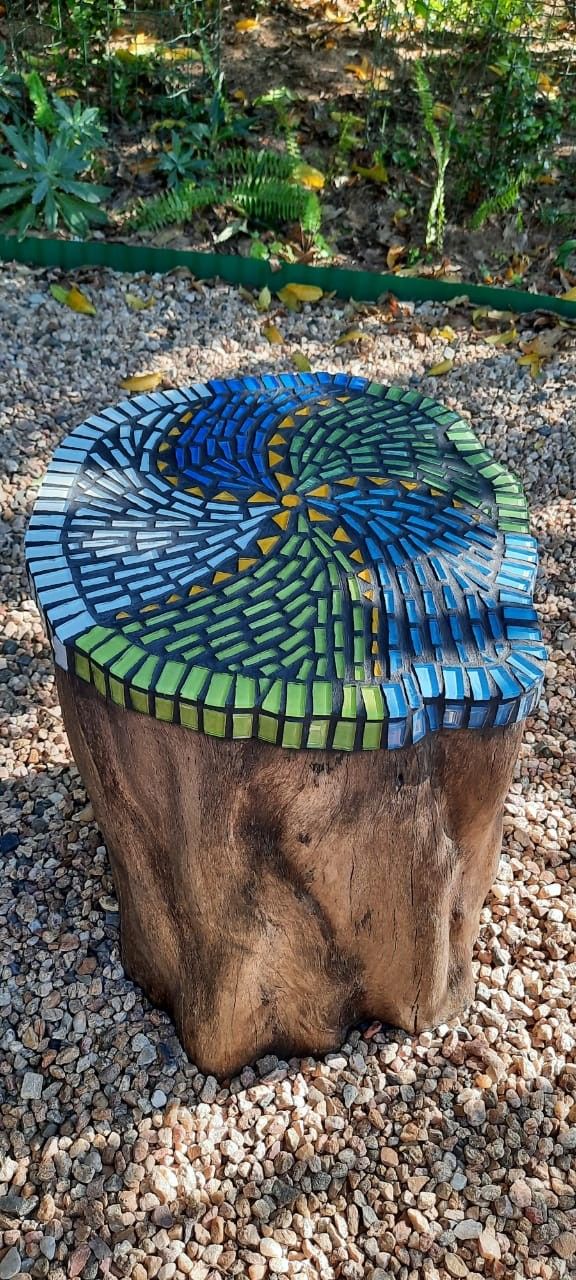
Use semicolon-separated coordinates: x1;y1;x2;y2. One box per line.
1;234;575;319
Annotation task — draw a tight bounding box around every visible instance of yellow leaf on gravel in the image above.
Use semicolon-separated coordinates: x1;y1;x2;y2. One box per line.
256;285;272;312
262;324;284;345
120;371;164;392
335;329;365;345
293;162;325;191
518;353;543;378
50;284;96;315
430;325;456;341
292;352;312;372
278;283;324;305
561;285;576;301
125;293;156;310
235;18;259;31
427;359;454;376
483;328;517;346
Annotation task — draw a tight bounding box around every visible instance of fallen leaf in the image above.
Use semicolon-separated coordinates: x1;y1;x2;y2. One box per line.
292;352;312;371
278;283;324;305
120;371;164;392
561;285;576;301
430;325;456;341
432;101;452;122
125;292;156;311
520;327;565;357
387;243;406;271
483;328;517;346
293;162;325;191
335;329;365;345
392;206;410;226
518;353;543;378
345;56;373;82
426;359;454;376
537;72;559;98
50;284;96;315
256;285;272;312
235;18;259;31
262;324;284;344
353;161;388;184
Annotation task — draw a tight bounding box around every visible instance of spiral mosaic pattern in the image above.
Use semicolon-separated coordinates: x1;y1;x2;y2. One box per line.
26;372;546;749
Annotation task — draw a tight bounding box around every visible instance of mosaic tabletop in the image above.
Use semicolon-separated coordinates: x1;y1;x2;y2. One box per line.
26;371;546;751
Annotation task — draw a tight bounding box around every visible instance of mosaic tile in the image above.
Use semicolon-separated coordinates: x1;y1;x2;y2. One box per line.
26;373;546;749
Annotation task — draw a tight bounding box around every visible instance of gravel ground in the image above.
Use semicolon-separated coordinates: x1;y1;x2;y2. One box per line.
0;263;575;1280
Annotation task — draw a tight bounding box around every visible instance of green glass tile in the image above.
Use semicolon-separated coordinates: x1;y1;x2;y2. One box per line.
180;703;199;730
180;666;211;701
75;626;115;655
205;672;234;707
307;720;329;749
262;679;283;714
155;696;174;722
203;708;227;737
286;682;307;717
363;721;383;749
342;685;357;718
109;676;126;707
332;720;356;751
130;689;149;714
258;714;279;744
90;634;131;665
362;686;385;719
232;712;253;738
282;720;303;749
334;651;345;679
75;653;91;682
155;660;186;697
234;675;256;709
91;665;107;696
109;645;144;681
132;655;160;691
312;681;332;716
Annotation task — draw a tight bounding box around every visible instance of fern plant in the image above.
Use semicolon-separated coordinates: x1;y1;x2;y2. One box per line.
128;147;321;236
413;63;453;252
471;172;527;230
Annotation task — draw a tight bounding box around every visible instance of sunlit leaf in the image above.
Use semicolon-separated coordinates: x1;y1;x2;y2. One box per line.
484;328;517;346
518;353;543;378
520;328;564;357
256;286;272;312
345;56;373;83
386;243;406;271
426;359;454;376
354;161;388;185
432;102;452;122
293;162;325;191
292;352;312;372
125;293;156;311
561;285;576;301
262;324;284;344
537;72;559;98
50;284;96;315
120;371;164;391
430;325;456;341
335;329;365;345
278;283;324;305
235;18;259;32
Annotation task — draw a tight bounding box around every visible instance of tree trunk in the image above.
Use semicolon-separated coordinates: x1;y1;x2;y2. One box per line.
57;668;522;1078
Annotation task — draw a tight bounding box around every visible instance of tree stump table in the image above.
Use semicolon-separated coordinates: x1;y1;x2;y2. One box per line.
26;372;546;1077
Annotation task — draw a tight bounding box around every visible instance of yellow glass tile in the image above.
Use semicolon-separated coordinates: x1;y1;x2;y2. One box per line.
249;490;274;503
336;476;358;487
308;507;331;522
307;484;330;499
213;570;233;583
181;410;193;423
238;556;258;570
350;549;363;563
358;569;372;582
185;486;204;496
188;584;204;596
214;491;236;501
257;535;280;555
275;472;293;491
273;510;291;529
334;526;352;543
269;433;286;445
268;450;284;466
282;494;301;507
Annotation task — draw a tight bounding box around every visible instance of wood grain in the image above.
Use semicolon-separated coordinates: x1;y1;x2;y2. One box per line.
57;669;522;1077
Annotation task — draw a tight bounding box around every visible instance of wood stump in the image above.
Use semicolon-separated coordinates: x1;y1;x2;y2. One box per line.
58;668;522;1078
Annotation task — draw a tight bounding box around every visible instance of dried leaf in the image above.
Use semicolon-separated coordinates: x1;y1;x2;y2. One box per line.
125;292;156;311
293;162;325;191
386;243;406;271
292;352;312;372
278;283;324;305
561;285;576;301
483;328;517;346
520;327;564;357
426;359;454;376
50;284;96;315
256;285;272;312
262;324;284;345
335;329;365;345
120;371;164;392
235;18;259;32
432;101;452;122
345;56;373;83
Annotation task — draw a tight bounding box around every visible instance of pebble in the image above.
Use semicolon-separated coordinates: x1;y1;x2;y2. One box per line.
0;267;574;1280
0;1249;21;1280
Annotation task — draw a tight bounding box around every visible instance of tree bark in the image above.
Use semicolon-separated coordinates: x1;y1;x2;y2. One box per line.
57;668;522;1078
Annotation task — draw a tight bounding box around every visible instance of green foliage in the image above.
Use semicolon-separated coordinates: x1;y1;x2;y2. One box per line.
470;173;527;229
129;147;321;235
0;44;26;123
0;123;109;237
413;63;452;250
157;129;209;186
